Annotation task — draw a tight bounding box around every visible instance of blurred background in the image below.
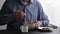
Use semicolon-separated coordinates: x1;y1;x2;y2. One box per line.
0;0;60;27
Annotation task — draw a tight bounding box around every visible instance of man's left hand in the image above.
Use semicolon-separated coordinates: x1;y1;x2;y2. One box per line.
35;20;40;29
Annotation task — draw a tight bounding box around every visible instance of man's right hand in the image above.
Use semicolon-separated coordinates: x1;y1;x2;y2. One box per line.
11;10;26;19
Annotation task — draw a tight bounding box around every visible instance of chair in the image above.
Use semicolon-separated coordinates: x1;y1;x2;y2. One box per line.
0;10;7;30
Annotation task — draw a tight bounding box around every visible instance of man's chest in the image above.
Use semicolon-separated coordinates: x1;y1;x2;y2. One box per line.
8;2;39;21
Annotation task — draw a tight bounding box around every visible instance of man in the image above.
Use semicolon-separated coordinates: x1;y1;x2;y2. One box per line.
0;0;49;30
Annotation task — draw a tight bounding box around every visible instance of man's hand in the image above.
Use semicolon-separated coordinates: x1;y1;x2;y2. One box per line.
35;20;40;28
11;10;26;19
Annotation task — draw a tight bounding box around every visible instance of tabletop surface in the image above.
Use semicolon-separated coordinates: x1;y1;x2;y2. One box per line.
0;27;60;34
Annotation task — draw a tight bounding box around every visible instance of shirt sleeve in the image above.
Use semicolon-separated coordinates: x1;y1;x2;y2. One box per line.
37;2;49;26
0;1;12;25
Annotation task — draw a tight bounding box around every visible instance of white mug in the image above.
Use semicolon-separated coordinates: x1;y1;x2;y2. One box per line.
20;25;28;32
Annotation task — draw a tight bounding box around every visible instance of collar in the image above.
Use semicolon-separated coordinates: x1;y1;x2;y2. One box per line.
17;0;34;4
30;0;34;4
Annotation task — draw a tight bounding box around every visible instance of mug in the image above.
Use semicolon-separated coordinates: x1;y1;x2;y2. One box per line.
20;25;28;33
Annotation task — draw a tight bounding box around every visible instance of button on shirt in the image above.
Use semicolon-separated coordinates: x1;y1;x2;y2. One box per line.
0;0;49;28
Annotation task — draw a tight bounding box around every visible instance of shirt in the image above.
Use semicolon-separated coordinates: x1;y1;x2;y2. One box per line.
0;0;49;28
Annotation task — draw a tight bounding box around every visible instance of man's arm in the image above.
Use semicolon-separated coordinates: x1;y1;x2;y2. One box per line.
0;1;12;25
37;2;49;26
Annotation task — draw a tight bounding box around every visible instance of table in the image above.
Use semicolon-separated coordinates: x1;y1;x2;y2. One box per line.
0;27;60;34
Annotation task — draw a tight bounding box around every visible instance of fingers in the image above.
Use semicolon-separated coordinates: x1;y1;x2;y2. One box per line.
15;10;26;19
11;10;26;19
35;20;40;28
35;22;39;25
18;12;26;19
35;23;40;27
